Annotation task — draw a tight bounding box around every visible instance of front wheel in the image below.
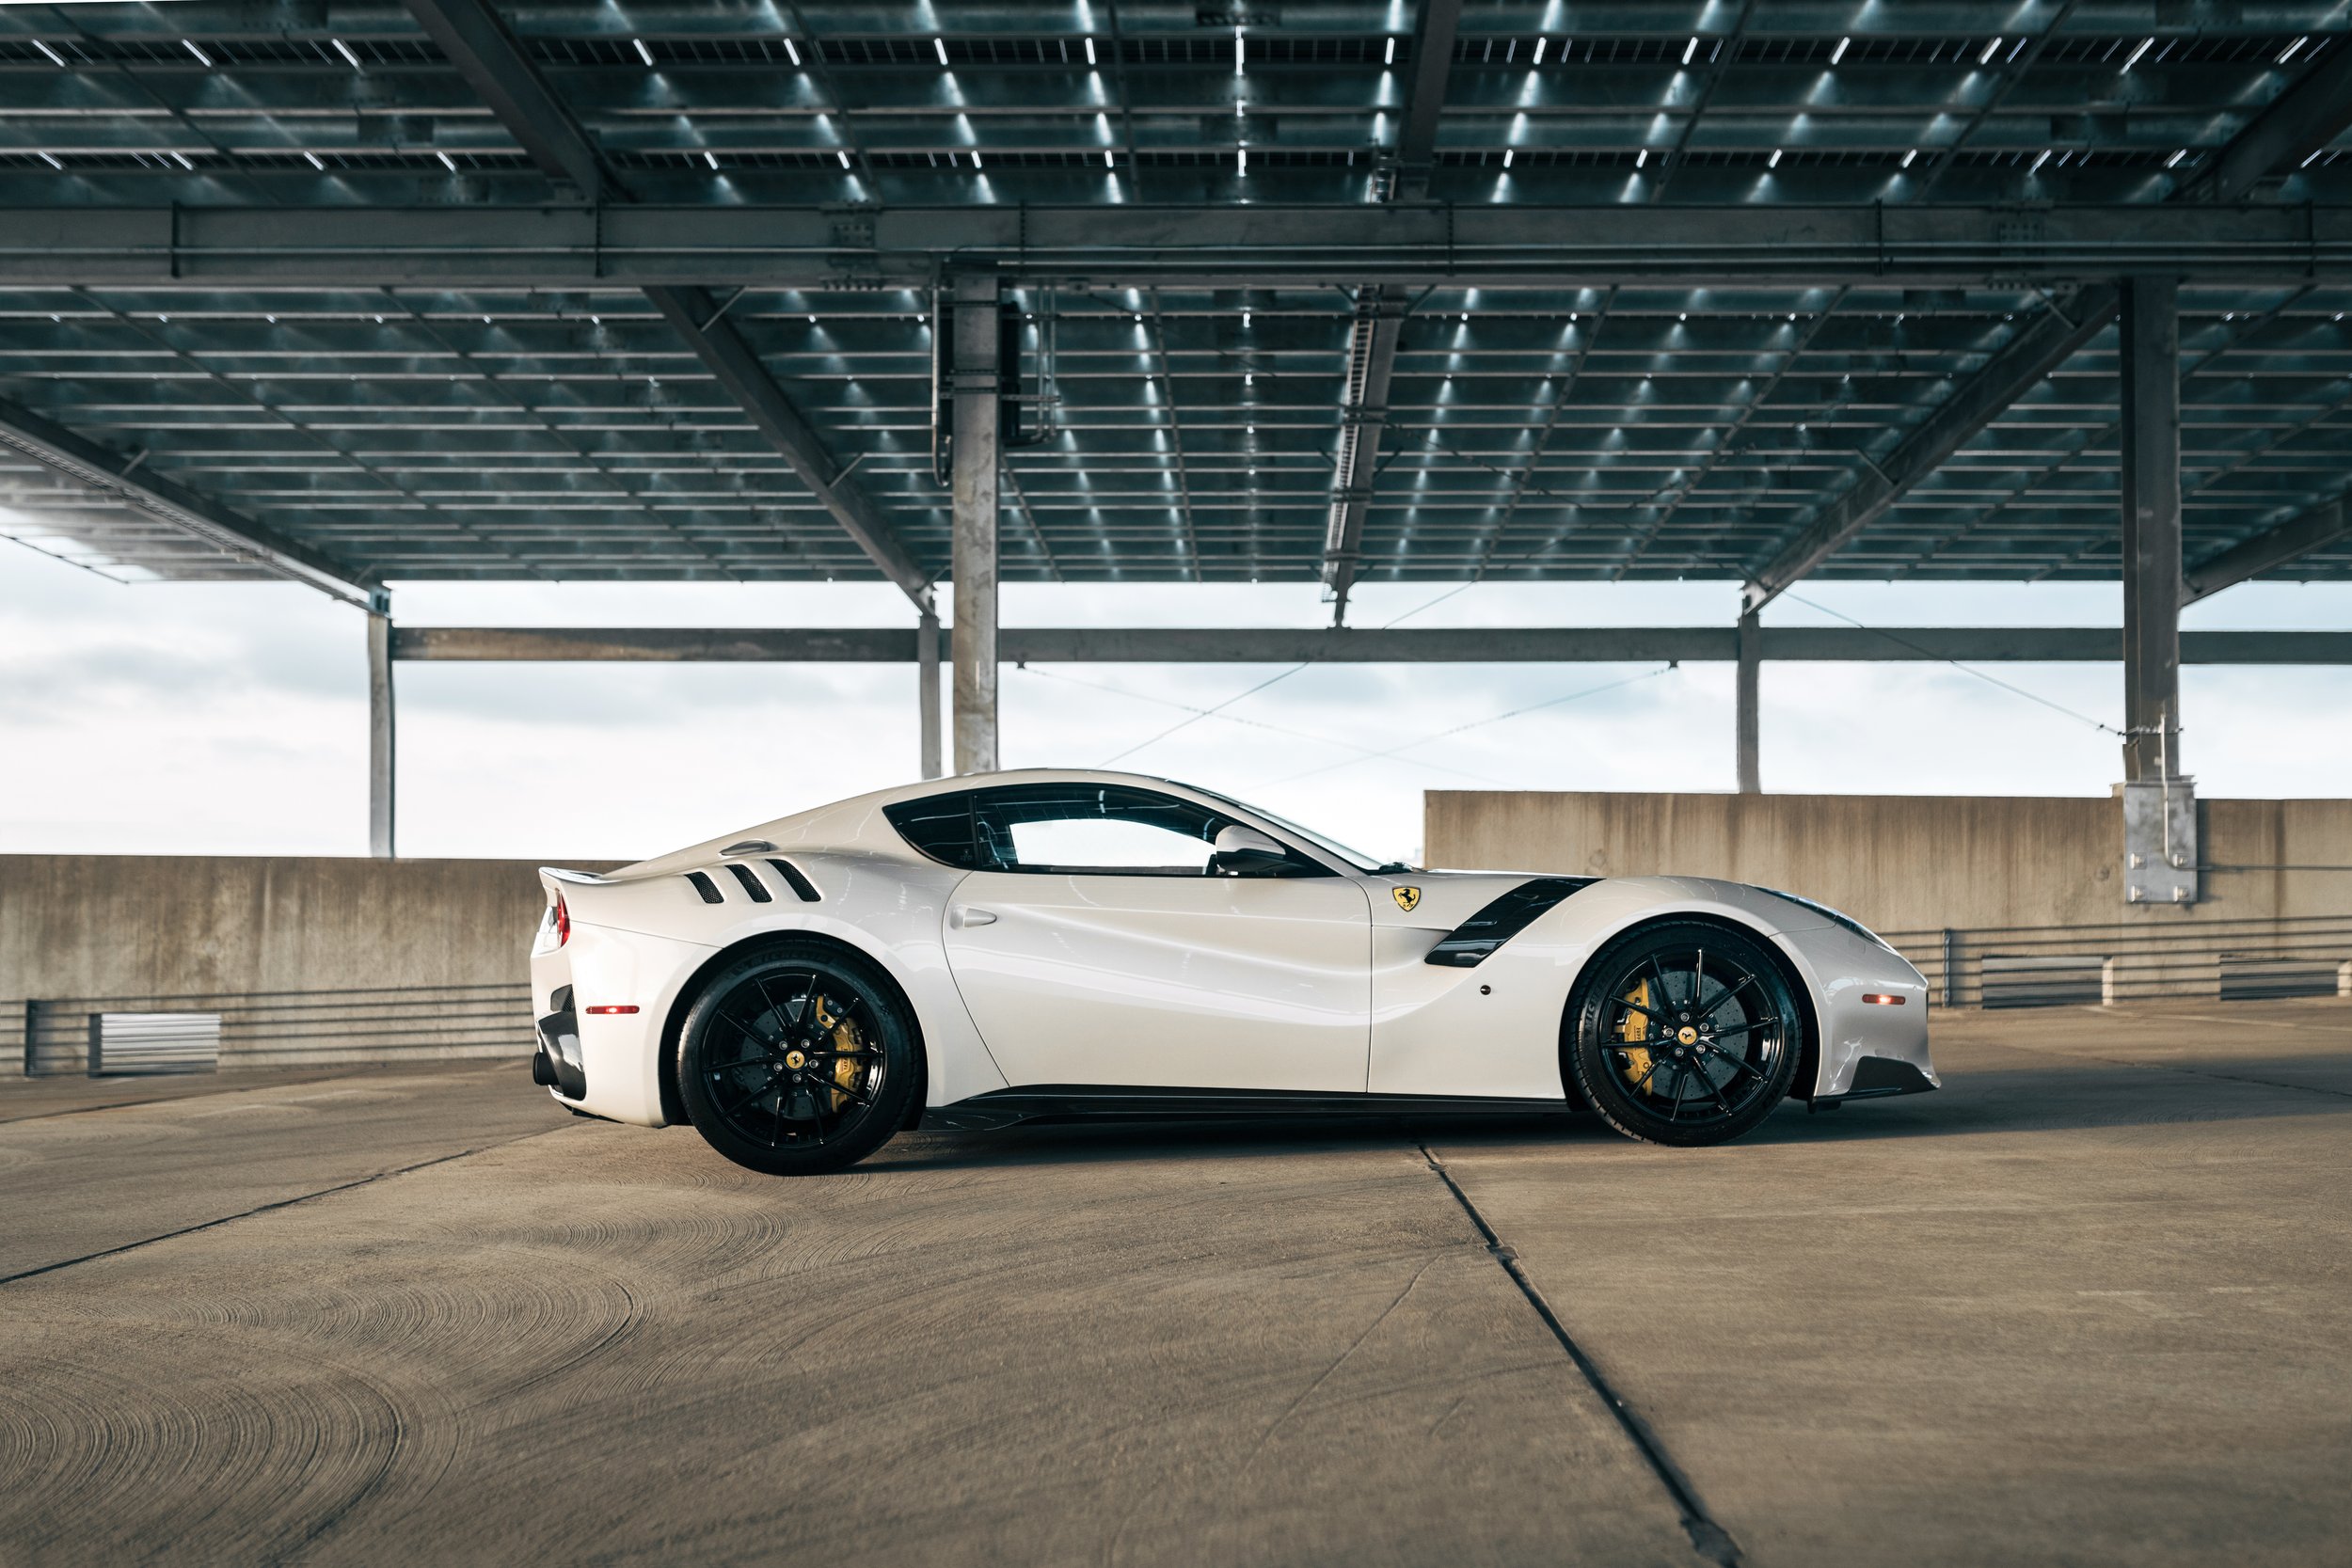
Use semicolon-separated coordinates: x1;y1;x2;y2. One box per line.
677;942;919;1176
1565;921;1803;1148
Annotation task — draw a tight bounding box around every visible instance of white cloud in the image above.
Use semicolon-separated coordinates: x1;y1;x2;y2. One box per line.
2;545;2347;863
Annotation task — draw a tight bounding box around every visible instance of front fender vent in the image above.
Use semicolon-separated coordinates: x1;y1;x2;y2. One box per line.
1424;877;1596;967
726;863;772;903
684;870;724;904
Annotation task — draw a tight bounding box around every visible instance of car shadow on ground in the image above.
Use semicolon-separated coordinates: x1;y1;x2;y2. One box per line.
848;1050;2352;1173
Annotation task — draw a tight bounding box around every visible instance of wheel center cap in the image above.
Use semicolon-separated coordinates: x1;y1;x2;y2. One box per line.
784;1049;806;1069
1676;1026;1698;1046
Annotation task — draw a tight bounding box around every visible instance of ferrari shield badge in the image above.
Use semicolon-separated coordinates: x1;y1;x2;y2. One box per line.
1391;886;1422;912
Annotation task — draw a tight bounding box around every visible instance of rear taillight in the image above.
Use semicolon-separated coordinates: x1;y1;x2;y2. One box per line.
553;892;570;947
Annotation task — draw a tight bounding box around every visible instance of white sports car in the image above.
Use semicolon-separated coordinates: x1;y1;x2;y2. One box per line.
531;769;1936;1174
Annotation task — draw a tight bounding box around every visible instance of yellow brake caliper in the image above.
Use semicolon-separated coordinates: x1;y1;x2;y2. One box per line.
1617;978;1655;1092
814;994;865;1111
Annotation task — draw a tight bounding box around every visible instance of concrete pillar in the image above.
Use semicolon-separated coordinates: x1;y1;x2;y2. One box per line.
950;270;1001;774
917;608;943;780
1735;608;1761;794
366;590;395;858
2119;276;2183;783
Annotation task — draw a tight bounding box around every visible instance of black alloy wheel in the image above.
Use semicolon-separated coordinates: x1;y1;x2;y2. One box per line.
1565;921;1803;1148
678;942;918;1175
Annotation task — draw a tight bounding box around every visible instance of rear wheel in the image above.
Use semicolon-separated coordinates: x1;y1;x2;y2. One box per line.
1565;921;1802;1148
677;942;918;1176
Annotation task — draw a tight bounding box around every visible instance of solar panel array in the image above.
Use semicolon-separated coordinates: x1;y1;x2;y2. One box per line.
2;2;2347;590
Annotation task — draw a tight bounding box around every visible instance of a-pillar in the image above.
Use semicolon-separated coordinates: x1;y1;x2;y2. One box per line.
366;588;396;858
950;270;1000;774
917;607;943;780
2119;276;2184;782
1735;608;1761;793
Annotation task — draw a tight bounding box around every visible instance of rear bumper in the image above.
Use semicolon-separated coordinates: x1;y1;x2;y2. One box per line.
531;921;718;1127
532;985;586;1099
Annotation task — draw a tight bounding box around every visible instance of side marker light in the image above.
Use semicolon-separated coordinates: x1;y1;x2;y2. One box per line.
1862;993;1906;1006
584;1005;641;1015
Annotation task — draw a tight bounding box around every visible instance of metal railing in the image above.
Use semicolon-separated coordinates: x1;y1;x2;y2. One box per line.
6;983;533;1078
3;916;2344;1078
1881;915;2352;1010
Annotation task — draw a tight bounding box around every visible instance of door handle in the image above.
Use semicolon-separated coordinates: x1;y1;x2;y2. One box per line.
949;906;998;928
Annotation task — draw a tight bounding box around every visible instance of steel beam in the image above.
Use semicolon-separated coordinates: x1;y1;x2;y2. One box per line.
1389;0;1464;201
950;271;1001;775
1735;609;1761;794
1323;287;1405;623
1741;286;2118;613
388;626;2352;666
1327;0;1462;624
402;0;930;608
367;595;396;859
5;204;2346;290
642;286;930;603
2178;43;2352;204
404;0;604;199
2183;499;2352;604
0;393;372;606
2119;277;2184;784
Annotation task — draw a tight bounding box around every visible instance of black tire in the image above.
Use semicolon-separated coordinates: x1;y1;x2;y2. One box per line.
677;941;920;1176
1565;920;1803;1148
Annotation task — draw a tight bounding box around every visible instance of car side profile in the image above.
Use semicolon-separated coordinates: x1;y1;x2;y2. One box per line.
531;769;1936;1174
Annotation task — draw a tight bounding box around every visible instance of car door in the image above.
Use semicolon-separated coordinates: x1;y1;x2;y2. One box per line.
930;784;1373;1092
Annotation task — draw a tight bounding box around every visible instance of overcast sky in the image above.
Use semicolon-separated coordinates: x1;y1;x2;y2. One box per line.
3;536;2347;865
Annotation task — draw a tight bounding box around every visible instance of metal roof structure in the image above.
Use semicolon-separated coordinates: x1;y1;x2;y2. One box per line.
3;1;2352;614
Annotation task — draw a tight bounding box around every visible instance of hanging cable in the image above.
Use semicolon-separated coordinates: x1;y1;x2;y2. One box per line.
1260;664;1678;786
1021;665;1510;785
1095;661;1308;765
1783;593;2129;736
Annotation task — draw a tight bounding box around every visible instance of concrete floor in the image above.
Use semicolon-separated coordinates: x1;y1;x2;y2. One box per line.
1;998;2346;1567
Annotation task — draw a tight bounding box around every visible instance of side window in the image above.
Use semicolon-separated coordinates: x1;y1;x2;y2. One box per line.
984;785;1220;874
885;784;1327;877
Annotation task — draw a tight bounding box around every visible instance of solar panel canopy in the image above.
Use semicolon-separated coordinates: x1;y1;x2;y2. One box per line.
2;1;2349;597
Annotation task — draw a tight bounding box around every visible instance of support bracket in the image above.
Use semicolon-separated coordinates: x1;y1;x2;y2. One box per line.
2121;779;2199;906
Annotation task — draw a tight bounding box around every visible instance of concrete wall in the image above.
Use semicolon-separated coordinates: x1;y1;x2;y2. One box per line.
1424;792;2352;936
0;855;616;1076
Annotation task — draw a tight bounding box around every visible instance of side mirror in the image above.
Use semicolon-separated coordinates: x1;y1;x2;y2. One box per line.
1210;823;1292;877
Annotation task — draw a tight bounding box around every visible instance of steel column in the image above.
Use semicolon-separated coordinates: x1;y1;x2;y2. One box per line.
1735;609;1761;794
367;594;396;858
951;272;1002;775
918;609;943;781
2119;277;2184;784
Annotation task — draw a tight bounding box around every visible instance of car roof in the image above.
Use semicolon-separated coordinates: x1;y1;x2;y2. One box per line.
607;768;1260;880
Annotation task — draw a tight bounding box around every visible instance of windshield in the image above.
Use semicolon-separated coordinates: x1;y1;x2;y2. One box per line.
1186;785;1392;873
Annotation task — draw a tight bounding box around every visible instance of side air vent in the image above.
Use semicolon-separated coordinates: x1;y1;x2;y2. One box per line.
684;870;725;904
767;858;820;901
1424;878;1597;967
726;863;772;903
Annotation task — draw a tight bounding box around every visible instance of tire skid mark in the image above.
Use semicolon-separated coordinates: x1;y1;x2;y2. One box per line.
0;1331;460;1565
0;1127;568;1288
1419;1138;1744;1568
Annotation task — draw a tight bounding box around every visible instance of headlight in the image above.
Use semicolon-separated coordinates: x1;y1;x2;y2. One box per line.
1763;888;1896;952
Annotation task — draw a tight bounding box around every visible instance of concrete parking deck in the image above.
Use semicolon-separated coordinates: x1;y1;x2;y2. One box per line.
2;999;2346;1566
